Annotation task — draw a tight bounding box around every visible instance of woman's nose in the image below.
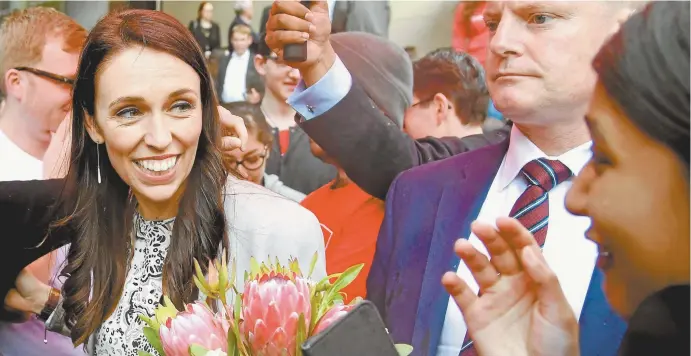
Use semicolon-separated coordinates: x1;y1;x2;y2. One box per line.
565;163;594;217
144;114;173;150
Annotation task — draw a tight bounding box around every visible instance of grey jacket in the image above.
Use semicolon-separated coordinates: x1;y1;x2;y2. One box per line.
263;173;306;202
45;177;326;354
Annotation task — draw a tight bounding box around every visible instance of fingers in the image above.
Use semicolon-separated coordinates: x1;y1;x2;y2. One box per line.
270;0;310;18
471;221;521;276
265;30;309;48
4;289;36;317
521;246;569;307
442;271;477;312
454;239;499;291
222;136;243;152
217;106;248;151
495;217;542;251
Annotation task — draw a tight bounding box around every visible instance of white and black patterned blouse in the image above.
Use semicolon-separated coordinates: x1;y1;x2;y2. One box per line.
94;212;173;356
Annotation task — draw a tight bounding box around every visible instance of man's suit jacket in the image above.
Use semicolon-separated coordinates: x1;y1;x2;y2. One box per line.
214;51;259;104
331;0;390;38
365;140;627;356
298;82;510;200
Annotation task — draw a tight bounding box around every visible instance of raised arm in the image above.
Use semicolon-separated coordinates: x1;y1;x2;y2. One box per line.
265;1;506;200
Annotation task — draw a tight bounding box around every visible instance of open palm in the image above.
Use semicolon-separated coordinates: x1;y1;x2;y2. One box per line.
442;217;580;356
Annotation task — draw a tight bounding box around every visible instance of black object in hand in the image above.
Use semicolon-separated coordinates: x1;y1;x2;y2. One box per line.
283;1;313;62
301;301;401;356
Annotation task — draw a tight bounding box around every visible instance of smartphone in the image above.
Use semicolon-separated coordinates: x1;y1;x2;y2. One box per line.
283;1;313;62
301;301;401;356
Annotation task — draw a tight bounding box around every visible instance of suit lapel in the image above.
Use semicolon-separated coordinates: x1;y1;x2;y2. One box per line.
411;141;509;355
216;55;231;97
578;267;627;356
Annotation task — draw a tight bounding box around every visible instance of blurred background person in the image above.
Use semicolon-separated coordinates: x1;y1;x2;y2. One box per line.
222;101;305;202
229;0;258;53
451;1;488;67
0;6;87;356
188;1;221;57
254;33;336;195
404;48;493;140
301;31;412;303
216;24;258;104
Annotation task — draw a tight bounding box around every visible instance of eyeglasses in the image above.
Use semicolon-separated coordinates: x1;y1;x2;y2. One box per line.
14;67;75;86
225;146;268;171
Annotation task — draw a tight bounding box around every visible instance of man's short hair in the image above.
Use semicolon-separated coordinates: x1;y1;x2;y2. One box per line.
0;7;87;95
413;48;489;126
232;24;252;37
256;31;272;57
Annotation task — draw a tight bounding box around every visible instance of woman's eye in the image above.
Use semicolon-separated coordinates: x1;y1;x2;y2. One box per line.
485;20;498;32
115;107;141;119
171;100;193;113
244;156;260;164
529;14;554;25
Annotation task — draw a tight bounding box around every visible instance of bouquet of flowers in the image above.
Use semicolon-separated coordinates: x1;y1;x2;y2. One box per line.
137;250;412;356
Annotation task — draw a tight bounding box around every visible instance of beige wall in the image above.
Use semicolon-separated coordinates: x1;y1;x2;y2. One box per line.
162;0;455;55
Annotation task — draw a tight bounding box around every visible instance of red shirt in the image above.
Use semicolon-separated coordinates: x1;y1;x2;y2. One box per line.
301;180;384;303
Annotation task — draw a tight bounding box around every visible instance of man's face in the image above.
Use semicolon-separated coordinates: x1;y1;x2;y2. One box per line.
484;1;622;124
20;37;78;133
231;32;252;54
254;55;300;102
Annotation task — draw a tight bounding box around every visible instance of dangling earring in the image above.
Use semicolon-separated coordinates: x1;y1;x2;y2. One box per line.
96;142;102;184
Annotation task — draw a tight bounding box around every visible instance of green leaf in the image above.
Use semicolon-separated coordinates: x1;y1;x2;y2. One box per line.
249;257;260;278
154;297;179;327
328;264;363;295
218;255;228;306
194;274;213;298
395;344;414;356
308;251;318;279
194;259;211;292
137;351;156;356
139;314;160;332
295;313;306;356
227;319;238;356
189;344;209;356
143;326;166;356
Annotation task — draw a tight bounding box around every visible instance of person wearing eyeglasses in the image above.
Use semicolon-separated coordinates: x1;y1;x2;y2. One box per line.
0;7;84;181
222;101;306;202
0;7;88;356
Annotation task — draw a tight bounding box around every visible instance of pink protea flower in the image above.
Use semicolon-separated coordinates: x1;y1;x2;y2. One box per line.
241;272;312;356
313;303;356;335
159;302;228;356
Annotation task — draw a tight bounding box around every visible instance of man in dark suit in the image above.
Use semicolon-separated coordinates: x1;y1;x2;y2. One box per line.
229;0;259;53
215;24;260;104
265;1;642;355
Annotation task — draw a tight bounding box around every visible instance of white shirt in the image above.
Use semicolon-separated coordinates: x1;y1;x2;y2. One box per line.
221;50;251;103
0;130;42;181
0;130;84;355
436;126;598;356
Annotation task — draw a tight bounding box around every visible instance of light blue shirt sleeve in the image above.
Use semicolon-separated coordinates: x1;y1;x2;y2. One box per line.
287;56;352;120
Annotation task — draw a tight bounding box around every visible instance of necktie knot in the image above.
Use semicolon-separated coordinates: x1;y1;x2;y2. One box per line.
521;158;572;192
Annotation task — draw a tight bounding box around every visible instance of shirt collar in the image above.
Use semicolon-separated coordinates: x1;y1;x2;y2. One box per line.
496;125;593;191
231;50;250;60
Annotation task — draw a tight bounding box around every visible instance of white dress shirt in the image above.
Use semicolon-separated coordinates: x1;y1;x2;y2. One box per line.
436;126;598;356
221;50;251;103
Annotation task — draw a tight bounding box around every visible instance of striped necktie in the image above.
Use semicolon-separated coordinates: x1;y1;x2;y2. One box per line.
459;158;572;356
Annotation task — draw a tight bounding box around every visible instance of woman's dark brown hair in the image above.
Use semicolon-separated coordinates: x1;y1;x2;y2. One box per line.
53;9;228;346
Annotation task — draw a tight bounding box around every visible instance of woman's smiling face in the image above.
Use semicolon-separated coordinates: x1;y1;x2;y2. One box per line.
565;83;690;318
87;46;203;219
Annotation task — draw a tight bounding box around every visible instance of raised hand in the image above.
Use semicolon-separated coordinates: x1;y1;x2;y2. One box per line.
4;268;52;322
264;0;336;86
441;217;580;356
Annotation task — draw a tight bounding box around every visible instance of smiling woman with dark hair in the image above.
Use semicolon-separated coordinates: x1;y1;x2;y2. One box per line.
441;2;689;355
0;9;325;355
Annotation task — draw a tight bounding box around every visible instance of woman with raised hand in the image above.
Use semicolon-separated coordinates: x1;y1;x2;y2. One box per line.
442;2;690;355
2;9;325;355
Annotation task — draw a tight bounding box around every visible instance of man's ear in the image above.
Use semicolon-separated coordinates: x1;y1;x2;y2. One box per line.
84;111;104;144
4;68;24;101
433;93;451;126
254;54;267;76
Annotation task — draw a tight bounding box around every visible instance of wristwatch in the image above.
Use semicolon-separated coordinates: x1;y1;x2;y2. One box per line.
38;287;61;322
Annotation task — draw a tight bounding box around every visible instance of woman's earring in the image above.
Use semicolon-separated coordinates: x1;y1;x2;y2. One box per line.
96;142;102;184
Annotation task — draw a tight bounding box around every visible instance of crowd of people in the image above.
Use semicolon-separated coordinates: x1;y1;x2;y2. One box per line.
0;0;687;355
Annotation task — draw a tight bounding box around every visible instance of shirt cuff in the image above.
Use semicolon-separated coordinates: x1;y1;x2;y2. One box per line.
287;56;352;120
